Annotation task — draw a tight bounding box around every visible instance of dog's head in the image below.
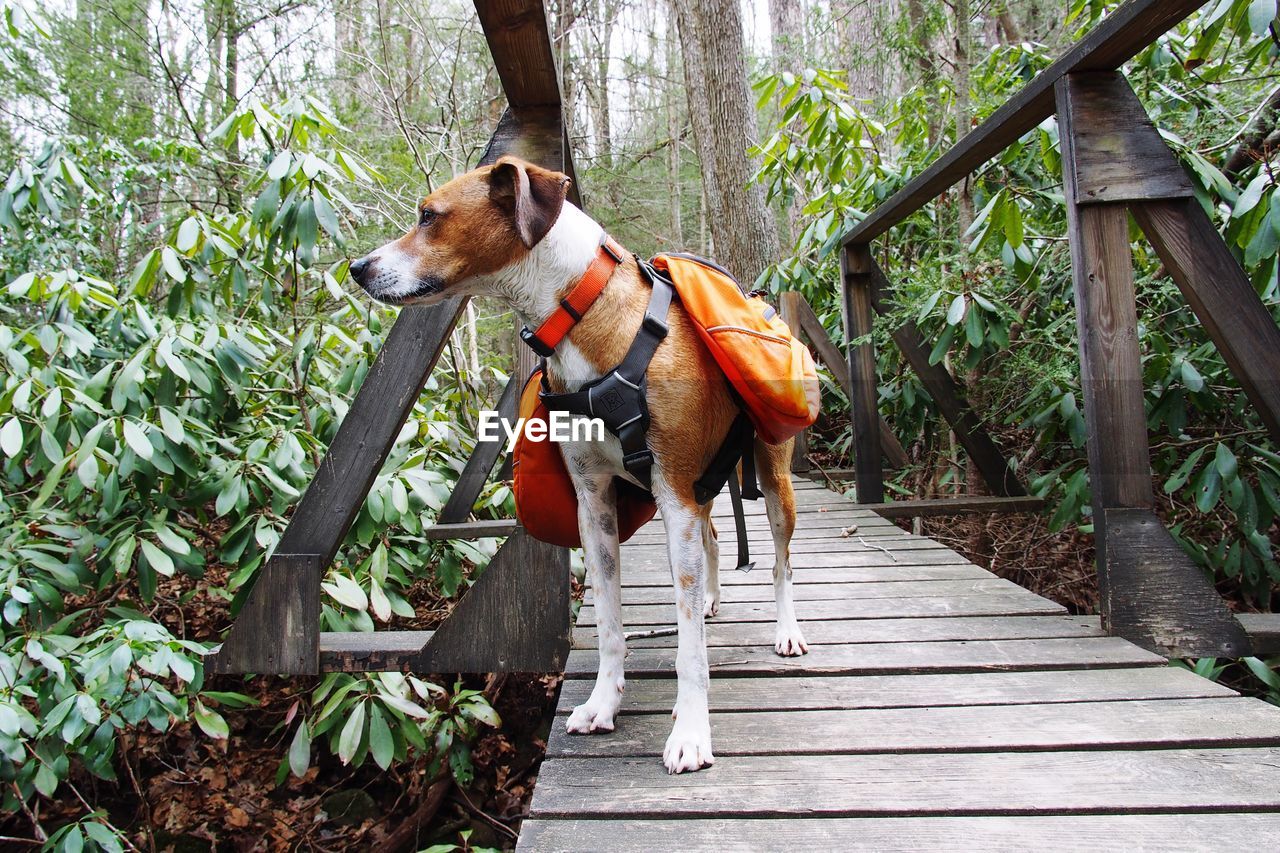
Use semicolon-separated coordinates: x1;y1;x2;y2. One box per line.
349;155;572;305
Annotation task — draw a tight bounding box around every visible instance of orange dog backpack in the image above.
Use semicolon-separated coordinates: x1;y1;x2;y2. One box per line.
510;239;819;549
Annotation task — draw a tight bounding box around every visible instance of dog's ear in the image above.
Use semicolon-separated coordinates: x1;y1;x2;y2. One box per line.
488;157;571;249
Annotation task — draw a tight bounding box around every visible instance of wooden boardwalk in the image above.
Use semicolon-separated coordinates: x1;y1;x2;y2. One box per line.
519;478;1280;850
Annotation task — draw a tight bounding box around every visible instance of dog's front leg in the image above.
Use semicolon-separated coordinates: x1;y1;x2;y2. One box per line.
565;471;625;734
657;490;715;773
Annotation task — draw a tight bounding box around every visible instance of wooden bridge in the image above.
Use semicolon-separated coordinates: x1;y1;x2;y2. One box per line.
198;1;1280;848
518;478;1280;850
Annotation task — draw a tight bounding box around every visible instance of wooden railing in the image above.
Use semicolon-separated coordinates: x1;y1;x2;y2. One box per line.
208;0;573;676
833;0;1280;658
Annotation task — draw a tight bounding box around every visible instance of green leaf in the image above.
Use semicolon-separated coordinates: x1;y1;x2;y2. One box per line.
964;304;984;348
139;539;175;577
288;723;312;777
945;294;967;325
0;417;22;456
1248;0;1276;36
313;188;341;239
193;700;229;739
161;246;186;283
368;706;394;769
1215;442;1239;480
122;420;153;460
267;151;292;181
176;217;200;253
337;700;366;765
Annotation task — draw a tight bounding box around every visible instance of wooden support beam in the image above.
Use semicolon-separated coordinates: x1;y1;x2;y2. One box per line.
317;528;570;672
1057;73;1249;658
209;554;321;675
866;261;1027;498
439;374;521;523
785;292;910;469
1237;614;1280;656
843;0;1205;245
420;519;521;540
841;246;885;503
1132;198;1280;443
211;0;574;675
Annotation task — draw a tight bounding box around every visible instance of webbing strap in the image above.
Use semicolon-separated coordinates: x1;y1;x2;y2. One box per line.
520;235;625;357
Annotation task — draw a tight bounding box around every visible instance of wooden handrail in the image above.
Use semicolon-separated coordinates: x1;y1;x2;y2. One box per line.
842;0;1205;246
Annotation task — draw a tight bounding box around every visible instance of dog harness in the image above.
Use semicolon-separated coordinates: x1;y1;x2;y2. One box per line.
519;234;761;566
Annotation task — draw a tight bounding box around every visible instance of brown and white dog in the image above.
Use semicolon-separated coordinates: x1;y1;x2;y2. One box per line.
349;155;807;773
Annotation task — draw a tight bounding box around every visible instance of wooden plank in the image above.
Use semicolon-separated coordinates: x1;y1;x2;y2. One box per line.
565;636;1160;677
857;496;1046;518
420;519;519;540
1057;73;1193;203
841;246;885;503
577;593;1064;627
555;665;1226;711
619;549;974;571
789;292;910;468
1132;195;1280;442
1058;79;1249;659
588;578;1029;607
869;259;1026;497
842;0;1205;245
576;615;1104;650
546;698;1280;758
438;374;521;523
1239;613;1280;655
519;814;1280;852
319;630;433;671
615;563;995;588
529;747;1280;817
209;554;321;675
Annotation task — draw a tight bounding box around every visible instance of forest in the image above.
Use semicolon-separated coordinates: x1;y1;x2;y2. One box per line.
1;0;1279;849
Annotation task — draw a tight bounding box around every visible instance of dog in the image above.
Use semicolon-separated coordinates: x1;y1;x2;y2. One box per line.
349;155;808;773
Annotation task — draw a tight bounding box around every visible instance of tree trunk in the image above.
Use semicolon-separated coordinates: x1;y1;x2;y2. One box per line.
678;0;780;286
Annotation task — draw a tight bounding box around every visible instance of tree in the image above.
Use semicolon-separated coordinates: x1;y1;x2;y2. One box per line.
675;0;779;285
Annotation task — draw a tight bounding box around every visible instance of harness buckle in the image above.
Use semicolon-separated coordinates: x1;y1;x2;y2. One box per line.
519;325;556;358
641;313;669;339
623;448;654;473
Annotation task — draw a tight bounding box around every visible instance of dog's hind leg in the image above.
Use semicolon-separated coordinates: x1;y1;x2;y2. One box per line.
756;439;808;656
565;469;626;734
702;513;720;618
655;477;715;773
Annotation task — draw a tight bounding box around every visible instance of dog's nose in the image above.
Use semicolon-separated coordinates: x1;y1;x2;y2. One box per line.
349;256;372;284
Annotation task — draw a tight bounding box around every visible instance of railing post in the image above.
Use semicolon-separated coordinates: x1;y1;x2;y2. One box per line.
1055;71;1249;658
841;245;884;503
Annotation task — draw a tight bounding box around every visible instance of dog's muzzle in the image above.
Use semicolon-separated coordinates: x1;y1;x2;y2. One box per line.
348;254;444;305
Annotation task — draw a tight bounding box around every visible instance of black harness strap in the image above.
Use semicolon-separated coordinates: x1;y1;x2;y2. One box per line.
539;274;673;488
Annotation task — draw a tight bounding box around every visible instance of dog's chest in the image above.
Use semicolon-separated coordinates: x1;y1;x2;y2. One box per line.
547;341;641;489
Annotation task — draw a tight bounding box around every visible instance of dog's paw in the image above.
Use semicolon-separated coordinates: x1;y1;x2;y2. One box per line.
774;622;809;657
703;594;720;618
663;719;715;774
565;700;619;734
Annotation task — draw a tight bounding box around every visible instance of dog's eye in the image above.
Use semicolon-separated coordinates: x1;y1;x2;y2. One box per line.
419;208;438;227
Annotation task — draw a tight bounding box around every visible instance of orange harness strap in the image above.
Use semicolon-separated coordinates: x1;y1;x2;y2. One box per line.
520;235;626;357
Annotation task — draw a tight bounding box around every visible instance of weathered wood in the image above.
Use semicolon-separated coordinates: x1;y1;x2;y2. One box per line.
565;636;1161;678
519;814;1280;852
420;519;520;540
532;746;1280;817
209;554;321;675
555;666;1225;711
856;496;1046;518
841;245;885;502
787;291;910;468
869;260;1027;497
1132;196;1280;442
843;0;1206;245
616;563;995;589
407;527;570;672
548;698;1280;758
1239;613;1280;655
579;614;1104;650
589;578;1028;607
438;374;521;523
1058;77;1250;659
1057;73;1193;204
318;630;433;671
